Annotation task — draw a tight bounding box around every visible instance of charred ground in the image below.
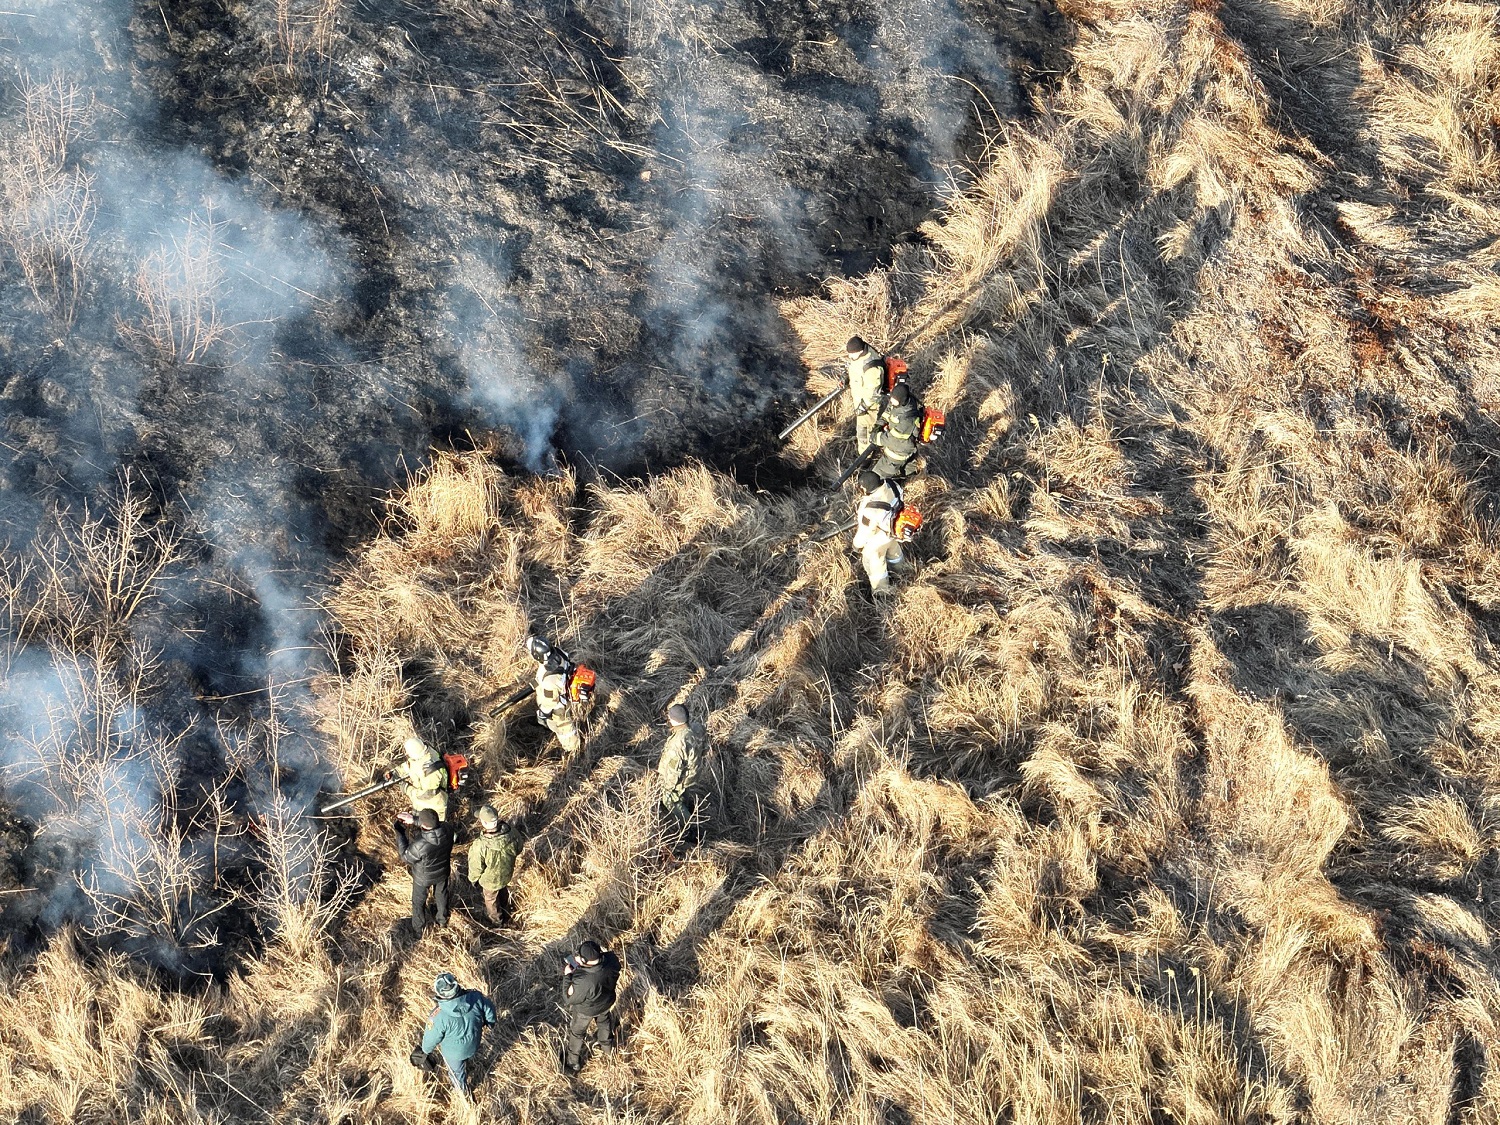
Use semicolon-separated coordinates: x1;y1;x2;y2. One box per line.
139;0;1067;480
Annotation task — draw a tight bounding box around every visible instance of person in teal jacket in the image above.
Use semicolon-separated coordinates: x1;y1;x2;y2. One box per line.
415;972;498;1099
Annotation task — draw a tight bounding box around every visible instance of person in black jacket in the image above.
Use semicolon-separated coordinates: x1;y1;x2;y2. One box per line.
395;808;454;935
560;939;621;1075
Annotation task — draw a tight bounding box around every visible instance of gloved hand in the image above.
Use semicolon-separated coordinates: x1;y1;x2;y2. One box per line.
410;1048;428;1068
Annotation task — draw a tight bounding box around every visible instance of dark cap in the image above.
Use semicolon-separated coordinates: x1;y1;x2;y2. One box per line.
845;336;867;355
434;972;460;999
578;939;602;962
667;703;689;726
416;809;439;830
889;383;911;405
857;469;882;494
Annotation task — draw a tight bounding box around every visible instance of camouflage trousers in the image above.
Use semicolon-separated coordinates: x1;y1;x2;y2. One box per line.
661;789;704;845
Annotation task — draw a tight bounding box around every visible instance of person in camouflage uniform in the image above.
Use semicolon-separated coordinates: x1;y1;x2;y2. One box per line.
658;703;707;844
467;804;520;925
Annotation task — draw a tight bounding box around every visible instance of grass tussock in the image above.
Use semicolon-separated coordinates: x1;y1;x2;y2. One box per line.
5;1;1500;1123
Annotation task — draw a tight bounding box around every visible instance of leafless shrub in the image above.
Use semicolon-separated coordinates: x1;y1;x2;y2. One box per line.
117;212;235;366
0;74;96;323
4;643;236;954
221;707;363;955
0;472;185;652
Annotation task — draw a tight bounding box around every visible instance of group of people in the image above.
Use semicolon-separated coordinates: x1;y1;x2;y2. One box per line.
389;685;709;941
381;336;932;1099
380;640;711;1097
391;797;521;933
413;938;622;1099
841;336;940;595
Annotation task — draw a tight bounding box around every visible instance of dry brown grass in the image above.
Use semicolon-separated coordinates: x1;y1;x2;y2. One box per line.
5;0;1500;1122
258;0;346;75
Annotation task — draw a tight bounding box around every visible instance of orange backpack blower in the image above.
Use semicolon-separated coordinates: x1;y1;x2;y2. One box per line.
882;356;908;392
894;507;923;541
568;665;597;704
441;751;472;792
918;407;946;443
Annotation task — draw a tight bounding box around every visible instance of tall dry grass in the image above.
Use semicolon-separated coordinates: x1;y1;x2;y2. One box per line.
258;0;346;76
4;1;1500;1123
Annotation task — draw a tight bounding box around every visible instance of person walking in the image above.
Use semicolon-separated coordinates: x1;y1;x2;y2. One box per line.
527;636;588;754
416;971;497;1100
872;383;922;479
467;805;520;925
852;469;915;596
844;336;888;451
560;939;622;1075
395;807;454;935
658;704;707;846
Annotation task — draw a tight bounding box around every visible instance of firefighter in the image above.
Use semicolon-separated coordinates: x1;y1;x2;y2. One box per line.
528;636;585;754
852;469;908;596
467;805;520;925
560;939;622;1075
395;807;454;935
845;336;887;450
873;382;922;479
658;703;707;845
415;971;497;1100
390;736;449;820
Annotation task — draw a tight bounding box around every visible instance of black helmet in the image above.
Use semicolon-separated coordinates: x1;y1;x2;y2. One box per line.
434;972;460;999
845;335;868;355
889;383;911;406
667;703;688;726
578;940;602;962
857;469;882;494
526;635;551;662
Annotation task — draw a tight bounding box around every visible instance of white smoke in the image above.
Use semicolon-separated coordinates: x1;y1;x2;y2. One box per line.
0;0;354;959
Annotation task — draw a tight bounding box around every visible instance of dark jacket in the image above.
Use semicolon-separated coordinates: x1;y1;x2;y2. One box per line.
877;399;921;461
563;952;621;1016
395;821;454;882
420;989;497;1062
